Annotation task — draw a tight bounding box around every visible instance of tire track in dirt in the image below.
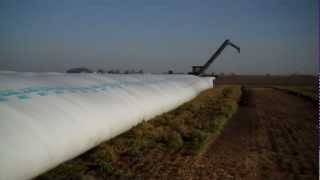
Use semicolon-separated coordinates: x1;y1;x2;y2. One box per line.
253;88;318;179
187;88;317;180
188;87;260;180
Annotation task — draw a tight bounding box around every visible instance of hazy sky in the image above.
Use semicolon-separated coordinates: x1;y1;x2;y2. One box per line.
0;0;317;74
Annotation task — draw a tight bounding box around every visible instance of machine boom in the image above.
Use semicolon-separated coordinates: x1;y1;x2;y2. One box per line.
191;39;240;76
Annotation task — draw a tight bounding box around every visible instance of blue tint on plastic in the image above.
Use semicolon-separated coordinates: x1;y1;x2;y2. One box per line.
0;97;8;102
38;92;48;96
18;95;30;100
0;78;175;102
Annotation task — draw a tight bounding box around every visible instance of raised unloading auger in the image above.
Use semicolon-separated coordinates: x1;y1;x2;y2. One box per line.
190;39;240;76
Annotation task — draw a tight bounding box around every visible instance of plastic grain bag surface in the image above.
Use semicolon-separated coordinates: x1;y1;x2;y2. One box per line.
0;71;214;180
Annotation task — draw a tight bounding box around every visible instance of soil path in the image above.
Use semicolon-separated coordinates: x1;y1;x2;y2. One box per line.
188;88;317;180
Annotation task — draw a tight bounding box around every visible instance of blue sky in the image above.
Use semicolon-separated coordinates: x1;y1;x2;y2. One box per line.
0;0;317;74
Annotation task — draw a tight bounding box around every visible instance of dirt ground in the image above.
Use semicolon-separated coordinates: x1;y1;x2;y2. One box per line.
106;88;317;180
188;88;318;180
214;75;316;86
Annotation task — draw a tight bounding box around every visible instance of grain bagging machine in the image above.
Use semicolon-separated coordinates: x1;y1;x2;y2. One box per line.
190;39;240;76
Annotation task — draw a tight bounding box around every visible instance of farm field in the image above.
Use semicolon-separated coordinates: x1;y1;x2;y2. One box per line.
214;75;316;86
189;87;317;179
0;0;316;179
272;86;317;101
37;76;317;180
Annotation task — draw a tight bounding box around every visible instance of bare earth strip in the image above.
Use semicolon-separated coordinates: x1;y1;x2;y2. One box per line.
188;88;317;180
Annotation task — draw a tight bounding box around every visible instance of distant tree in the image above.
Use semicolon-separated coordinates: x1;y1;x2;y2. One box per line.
168;70;173;74
138;69;144;74
66;67;93;73
97;69;106;74
107;69;114;74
